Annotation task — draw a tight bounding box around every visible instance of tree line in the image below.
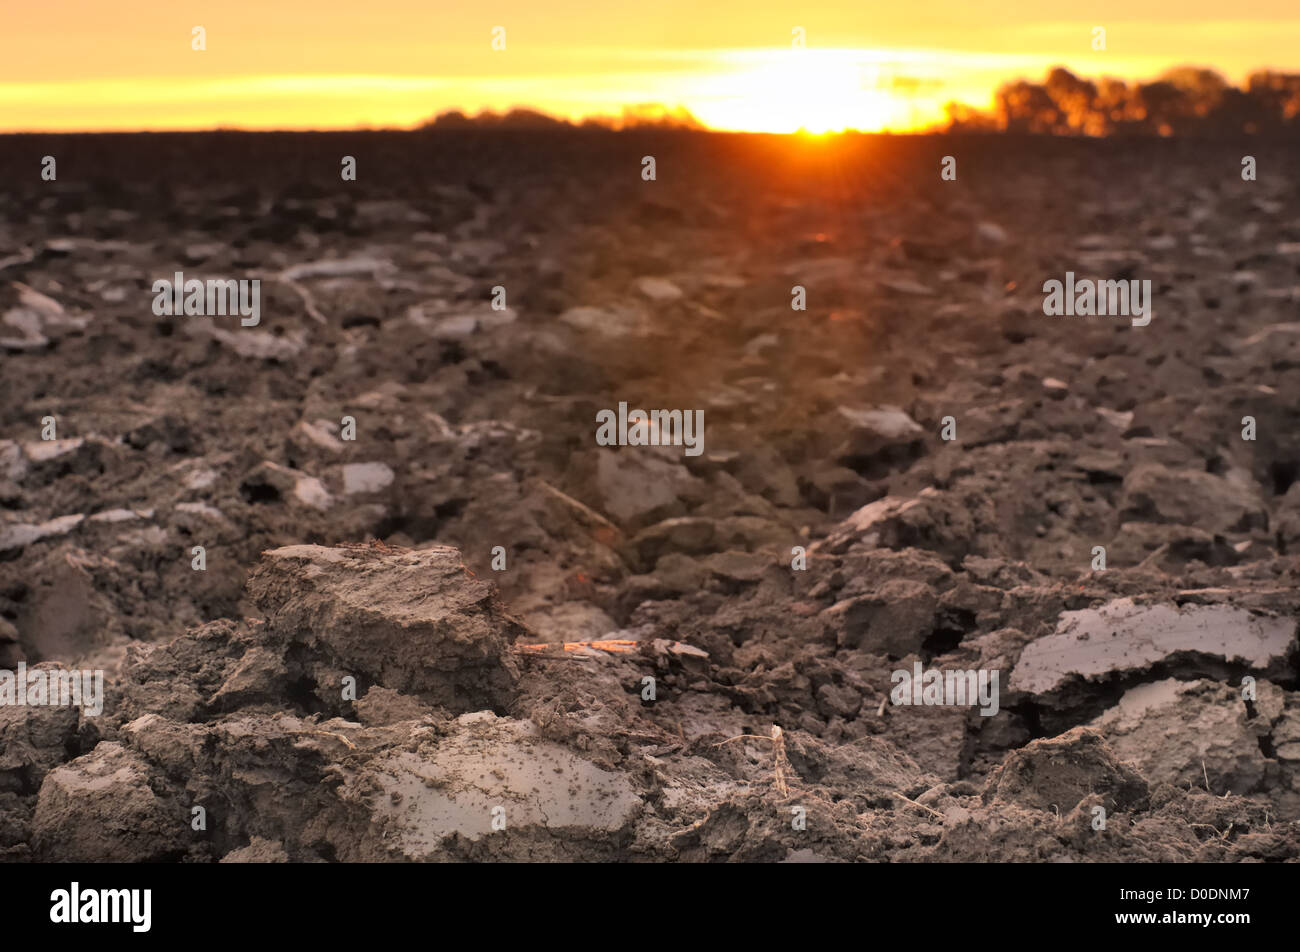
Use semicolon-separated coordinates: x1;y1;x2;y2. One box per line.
945;66;1300;136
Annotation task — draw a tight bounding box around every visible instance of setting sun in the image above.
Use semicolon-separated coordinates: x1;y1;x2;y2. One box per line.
687;49;922;133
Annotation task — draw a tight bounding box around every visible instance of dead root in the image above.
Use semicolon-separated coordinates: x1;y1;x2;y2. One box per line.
714;725;792;797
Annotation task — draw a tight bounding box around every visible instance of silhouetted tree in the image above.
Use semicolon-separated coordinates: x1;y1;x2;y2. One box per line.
1159;67;1229;116
995;80;1059;132
1042;68;1098;133
969;66;1300;137
1248;71;1300;123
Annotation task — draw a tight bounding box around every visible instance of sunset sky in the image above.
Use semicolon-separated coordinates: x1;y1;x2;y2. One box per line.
4;1;1300;133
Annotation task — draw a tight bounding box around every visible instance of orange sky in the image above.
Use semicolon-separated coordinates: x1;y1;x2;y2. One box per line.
4;1;1300;132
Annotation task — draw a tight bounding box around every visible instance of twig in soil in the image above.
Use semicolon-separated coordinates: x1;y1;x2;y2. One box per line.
713;725;792;796
533;479;620;534
893;793;944;820
769;726;789;797
1237;322;1300;348
1135;543;1171;571
248;271;328;324
282;278;328;324
514;639;639;655
297;729;356;750
0;248;36;272
1190;816;1237;842
1177;586;1294;597
1202;760;1211;793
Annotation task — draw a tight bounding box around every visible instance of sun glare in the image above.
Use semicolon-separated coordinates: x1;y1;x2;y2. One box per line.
685;49;929;134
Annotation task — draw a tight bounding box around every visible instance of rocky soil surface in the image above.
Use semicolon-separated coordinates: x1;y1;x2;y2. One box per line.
1;130;1298;861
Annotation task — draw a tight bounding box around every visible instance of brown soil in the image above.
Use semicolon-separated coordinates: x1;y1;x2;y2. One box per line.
1;130;1298;862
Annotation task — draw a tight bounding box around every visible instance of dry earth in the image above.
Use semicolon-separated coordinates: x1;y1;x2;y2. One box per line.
1;130;1298;861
